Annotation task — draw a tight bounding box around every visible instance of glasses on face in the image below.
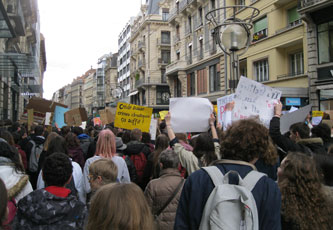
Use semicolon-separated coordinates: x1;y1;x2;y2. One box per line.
88;174;95;182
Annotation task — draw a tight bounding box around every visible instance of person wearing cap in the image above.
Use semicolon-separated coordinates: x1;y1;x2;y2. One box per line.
115;137;137;183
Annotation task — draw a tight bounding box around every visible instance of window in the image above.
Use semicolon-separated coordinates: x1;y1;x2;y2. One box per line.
176;25;180;41
210;30;217;53
209;64;220;92
253;17;268;42
156;86;170;105
188;16;192;33
290;52;304;75
188;45;192;64
288;7;301;27
254;59;269;82
197;69;207;94
187;73;196;96
318;20;333;64
174;78;182;97
161;50;171;64
235;0;245;11
198;7;203;26
161;69;167;83
199;38;203;59
161;31;171;44
211;0;216;11
162;8;169;21
176;50;180;60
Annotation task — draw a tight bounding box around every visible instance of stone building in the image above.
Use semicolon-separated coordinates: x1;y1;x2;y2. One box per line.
104;53;118;107
83;69;96;116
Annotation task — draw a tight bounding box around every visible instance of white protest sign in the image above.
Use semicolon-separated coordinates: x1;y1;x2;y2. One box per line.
280;104;312;134
80;121;87;130
45;112;52;126
217;94;235;130
170;97;213;133
289;106;298;113
149;117;158;141
233;76;282;127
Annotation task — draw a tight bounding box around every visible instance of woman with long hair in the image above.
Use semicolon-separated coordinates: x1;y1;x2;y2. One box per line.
87;183;154;230
36;132;59;173
278;152;332;229
65;132;85;168
83;129;130;195
151;134;169;179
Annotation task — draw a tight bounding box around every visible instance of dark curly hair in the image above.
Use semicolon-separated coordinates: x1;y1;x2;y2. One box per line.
220;119;278;165
0;141;24;173
278;152;332;230
65;132;80;148
42;152;73;187
193;133;216;166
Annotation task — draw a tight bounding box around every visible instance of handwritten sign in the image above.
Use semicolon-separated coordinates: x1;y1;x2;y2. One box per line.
149;118;158;141
93;117;102;126
99;107;116;125
312;111;324;126
65;108;88;126
45;112;52;126
159;110;168;120
114;102;153;132
233;76;282;127
217;94;235;130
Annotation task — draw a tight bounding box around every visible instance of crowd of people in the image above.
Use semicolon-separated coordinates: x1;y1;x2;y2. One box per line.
0;101;332;230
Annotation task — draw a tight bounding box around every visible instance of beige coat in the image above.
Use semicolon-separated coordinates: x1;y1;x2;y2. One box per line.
144;168;184;230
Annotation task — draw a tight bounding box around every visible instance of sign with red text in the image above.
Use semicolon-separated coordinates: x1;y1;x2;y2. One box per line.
217;94;235;130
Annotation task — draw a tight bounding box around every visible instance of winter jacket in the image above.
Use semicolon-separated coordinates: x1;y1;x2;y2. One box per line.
12;187;87;230
15;144;28;170
67;146;85;169
36;159;85;204
145;168;184;230
125;140;151;157
269;117;326;156
174;163;281;230
77;134;92;159
170;138;221;175
83;155;130;194
117;153;137;183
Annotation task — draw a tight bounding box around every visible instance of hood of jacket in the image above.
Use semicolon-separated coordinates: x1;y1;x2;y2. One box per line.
67;146;83;157
297;137;326;154
17;189;85;225
0;164;28;198
32;136;45;145
77;134;90;140
125;140;149;156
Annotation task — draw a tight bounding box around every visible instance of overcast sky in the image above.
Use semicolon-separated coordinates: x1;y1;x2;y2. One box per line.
38;0;142;100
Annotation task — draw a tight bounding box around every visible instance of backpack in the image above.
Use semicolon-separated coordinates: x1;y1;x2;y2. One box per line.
130;152;147;183
199;166;266;230
28;140;43;172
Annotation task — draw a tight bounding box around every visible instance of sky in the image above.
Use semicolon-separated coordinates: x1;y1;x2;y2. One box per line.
38;0;142;100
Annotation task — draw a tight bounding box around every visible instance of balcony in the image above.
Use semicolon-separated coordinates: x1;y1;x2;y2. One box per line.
130;49;137;59
138;59;145;70
165;60;187;75
298;0;327;10
138;41;145;52
135;78;169;88
157;38;171;48
277;71;306;80
168;7;179;23
158;58;170;67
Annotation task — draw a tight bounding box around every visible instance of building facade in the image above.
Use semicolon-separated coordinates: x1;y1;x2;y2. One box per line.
83;69;96;116
129;0;171;112
298;0;333;110
105;53;119;107
0;0;46;121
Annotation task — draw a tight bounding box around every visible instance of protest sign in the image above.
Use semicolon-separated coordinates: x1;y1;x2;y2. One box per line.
65;108;88;126
93;117;102;126
80;121;87;130
114;102;153;132
311;111;324;126
217;94;235;130
28;109;34;131
52;106;69;128
280;104;312;134
170;97;213;133
159;110;168;120
45;112;52;126
99;107;116;125
149;118;158;141
233;76;282;127
289;106;298;113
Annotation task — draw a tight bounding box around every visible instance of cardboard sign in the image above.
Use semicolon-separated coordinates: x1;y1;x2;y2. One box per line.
114;103;153;132
280;104;312;134
93;117;102;126
65;108;88;126
149;118;158;141
99;107;116;125
217;94;235;130
52;106;69;128
45;112;52;126
169;97;213;133
312;111;324;126
233;76;282;127
28;109;34;131
159;110;168;120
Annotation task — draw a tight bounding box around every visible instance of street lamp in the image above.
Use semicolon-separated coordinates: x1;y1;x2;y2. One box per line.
206;6;260;90
111;85;125;99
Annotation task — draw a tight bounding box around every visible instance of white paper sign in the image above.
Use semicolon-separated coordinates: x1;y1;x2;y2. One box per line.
217;94;235;130
80;121;87;130
280;104;312;134
149;118;158;141
312;116;322;126
233;76;282;127
289;106;298;113
45;112;52;126
170;97;213;133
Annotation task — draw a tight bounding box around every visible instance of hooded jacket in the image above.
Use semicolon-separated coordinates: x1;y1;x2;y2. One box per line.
125;140;151;157
77;134;92;158
12;188;87;230
67;146;85;169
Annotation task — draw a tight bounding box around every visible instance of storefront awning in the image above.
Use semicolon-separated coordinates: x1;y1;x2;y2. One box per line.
128;90;139;97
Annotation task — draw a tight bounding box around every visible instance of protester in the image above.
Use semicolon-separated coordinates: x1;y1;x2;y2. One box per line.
314;153;333;186
115;137;137;183
165;113;220;175
12;131;28;170
36;131;59;173
12;152;87;229
0;178;8;228
65;132;85;168
88;158;118;192
174;118;281;229
83;129;130;196
145;149;184;230
142;132;155;152
278;152;332;229
0;141;33;228
72;126;92;159
311;122;333;152
86;183;154;230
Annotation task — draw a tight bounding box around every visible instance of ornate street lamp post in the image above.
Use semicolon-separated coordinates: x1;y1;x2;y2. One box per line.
206;6;260;89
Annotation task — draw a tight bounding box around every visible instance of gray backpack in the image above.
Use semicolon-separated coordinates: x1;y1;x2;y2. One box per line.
199;164;266;230
28;140;43;172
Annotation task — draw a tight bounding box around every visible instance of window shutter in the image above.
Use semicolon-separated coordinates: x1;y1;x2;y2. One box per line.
288;7;300;23
254;17;267;33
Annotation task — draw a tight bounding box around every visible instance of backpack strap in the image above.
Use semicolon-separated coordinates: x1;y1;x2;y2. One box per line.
243;170;266;191
202;166;224;187
211;159;257;170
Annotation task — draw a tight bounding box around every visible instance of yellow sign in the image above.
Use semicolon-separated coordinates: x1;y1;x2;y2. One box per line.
159;110;168;120
214;105;218;115
114;102;153;132
312;111;324;117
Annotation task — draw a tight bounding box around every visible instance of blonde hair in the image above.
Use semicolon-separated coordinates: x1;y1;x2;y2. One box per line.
87;183;154;230
95;129;116;158
89;159;118;185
